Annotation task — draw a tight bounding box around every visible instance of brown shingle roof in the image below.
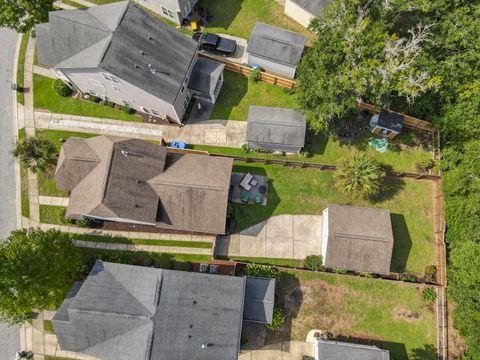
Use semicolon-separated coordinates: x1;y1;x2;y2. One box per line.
325;205;394;275
55;136;233;234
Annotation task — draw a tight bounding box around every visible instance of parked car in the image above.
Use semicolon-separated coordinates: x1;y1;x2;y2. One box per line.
192;32;237;56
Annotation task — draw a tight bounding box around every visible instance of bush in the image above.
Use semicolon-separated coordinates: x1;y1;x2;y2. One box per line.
153;254;171;269
122;105;133;114
417;155;435;172
304;255;324;271
249;68;261;83
52;79;71;97
75;217;95;228
176;261;192;271
331;268;348;275
244;264;279;279
88;95;101;103
424;265;437;283
423;287;437;302
400;273;417;283
241;143;251;153
266;308;286;331
104;100;115;107
58;208;72;225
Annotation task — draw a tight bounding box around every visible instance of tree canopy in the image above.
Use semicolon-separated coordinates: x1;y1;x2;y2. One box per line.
335;153;382;198
0;0;53;33
0;228;81;324
13;136;58;174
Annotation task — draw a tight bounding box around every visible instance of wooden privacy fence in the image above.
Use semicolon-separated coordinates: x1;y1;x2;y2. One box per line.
208;153;441;180
357;102;437;132
199;53;296;89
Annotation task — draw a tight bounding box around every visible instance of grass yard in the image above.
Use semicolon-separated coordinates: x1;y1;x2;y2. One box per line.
59;0;87;8
33;74;142;122
85;0;121;4
258;270;436;359
43;320;55;334
211;71;298;120
197;0;311;40
231;162;435;275
16;32;29;105
39;205;66;225
74;234;212;249
18;128;30;217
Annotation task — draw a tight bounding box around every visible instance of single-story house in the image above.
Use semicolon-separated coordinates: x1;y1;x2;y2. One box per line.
53;261;275;360
284;0;331;28
321;205;394;275
246;106;306;153
55;136;233;234
246;22;307;79
133;0;197;25
36;1;224;125
370;110;404;139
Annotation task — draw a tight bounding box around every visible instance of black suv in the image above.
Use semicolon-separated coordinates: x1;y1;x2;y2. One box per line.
192;32;237;56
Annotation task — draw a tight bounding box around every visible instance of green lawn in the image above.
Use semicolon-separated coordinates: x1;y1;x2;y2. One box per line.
16;32;29;105
198;0;311;40
225;256;302;268
194;129;430;173
39;205;66;225
211;71;298;120
273;270;436;359
231;162;435;275
18;128;30;217
74;234;212;249
33;74;142;122
85;0;121;3
60;0;87;8
43;320;55;334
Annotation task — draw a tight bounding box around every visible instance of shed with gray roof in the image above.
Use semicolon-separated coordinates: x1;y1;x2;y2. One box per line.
284;0;332;28
321;205;394;275
53;261;275;360
247;106;306;153
314;339;390;360
246;22;307;79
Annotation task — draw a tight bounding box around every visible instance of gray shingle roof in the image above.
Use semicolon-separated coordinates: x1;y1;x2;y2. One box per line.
325;205;394;275
188;58;225;95
247;22;307;66
247;106;306;148
377;110;404;133
290;0;332;16
36;2;198;104
243;277;275;323
53;261;248;360
316;339;390;360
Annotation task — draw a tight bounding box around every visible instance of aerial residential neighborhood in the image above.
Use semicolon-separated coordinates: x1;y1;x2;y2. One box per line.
0;0;478;360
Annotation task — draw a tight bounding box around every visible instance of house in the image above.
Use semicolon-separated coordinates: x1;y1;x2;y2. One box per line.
321;205;394;275
246;106;306;153
55;136;233;234
133;0;197;25
246;22;307;79
53;261;275;360
36;1;224;125
284;0;331;28
370;110;404;139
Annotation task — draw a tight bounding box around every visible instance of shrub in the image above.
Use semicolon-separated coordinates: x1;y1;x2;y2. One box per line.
52;79;71;97
177;261;192;271
75;217;95;228
104;100;115;107
122;105;133;114
423;287;437;302
244;264;279;279
266;308;286;331
331;268;348;275
304;255;324;271
153;254;171;269
400;273;417;283
88;95;101;103
424;265;437;283
241;143;251;153
249;68;261;83
58;208;72;225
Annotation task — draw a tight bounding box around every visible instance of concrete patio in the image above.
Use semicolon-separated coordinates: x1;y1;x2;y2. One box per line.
216;215;323;260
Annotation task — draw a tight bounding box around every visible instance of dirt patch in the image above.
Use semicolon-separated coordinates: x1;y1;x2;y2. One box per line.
392;306;422;322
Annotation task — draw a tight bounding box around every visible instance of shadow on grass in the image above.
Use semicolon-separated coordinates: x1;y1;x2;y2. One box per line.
410;344;437;360
307;131;328;155
210;72;248;119
390;213;412;273
198;0;243;31
369;174;406;204
231;164;281;232
334;335;408;360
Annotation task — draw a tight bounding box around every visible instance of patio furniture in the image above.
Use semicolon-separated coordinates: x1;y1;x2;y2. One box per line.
241;194;249;203
240;173;254;191
258;185;267;194
255;196;262;205
250;178;258;187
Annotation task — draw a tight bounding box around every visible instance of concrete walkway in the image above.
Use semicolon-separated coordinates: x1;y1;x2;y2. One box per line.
38;196;69;206
33;65;56;79
239;341;314;360
216;215;323;260
35;111;247;147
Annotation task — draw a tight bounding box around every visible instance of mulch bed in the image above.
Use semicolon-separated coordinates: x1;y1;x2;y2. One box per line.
97;220;214;236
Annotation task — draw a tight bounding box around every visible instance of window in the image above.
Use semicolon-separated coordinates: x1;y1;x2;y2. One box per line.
122;99;132;107
151;109;159;116
101;72;120;84
161;6;174;18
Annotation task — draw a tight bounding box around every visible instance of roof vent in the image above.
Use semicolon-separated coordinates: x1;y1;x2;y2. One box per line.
201;343;213;349
121;149;128;157
134;64;140;69
140;50;145;55
148;36;154;40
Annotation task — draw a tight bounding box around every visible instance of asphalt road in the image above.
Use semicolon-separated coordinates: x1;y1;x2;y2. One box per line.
0;27;21;360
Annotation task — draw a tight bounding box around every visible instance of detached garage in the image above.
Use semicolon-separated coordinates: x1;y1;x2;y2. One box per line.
284;0;332;28
247;22;307;79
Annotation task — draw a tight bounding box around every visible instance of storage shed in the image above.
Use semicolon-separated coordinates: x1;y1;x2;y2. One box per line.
247;106;306;153
284;0;332;28
321;205;394;275
370;110;404;139
246;22;307;79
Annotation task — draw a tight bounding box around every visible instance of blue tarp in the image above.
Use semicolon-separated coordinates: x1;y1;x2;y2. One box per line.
169;141;187;149
368;138;389;153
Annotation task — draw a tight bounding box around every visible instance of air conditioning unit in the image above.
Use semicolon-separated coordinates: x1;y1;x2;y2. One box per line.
199;263;209;273
209;265;219;274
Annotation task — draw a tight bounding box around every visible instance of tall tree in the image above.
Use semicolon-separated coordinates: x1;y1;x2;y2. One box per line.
0;0;53;33
0;228;81;324
13;136;58;174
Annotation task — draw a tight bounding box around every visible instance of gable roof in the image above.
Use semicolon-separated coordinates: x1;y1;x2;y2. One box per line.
247;22;307;67
325;205;394;275
376;110;404;133
243;277;275;323
55;136;233;234
316;339;390;360
36;1;198;104
247;106;306;148
290;0;332;16
53;261;247;360
188;58;225;95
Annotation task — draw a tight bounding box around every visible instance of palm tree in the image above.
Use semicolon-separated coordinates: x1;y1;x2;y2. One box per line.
13;137;58;174
335;153;383;198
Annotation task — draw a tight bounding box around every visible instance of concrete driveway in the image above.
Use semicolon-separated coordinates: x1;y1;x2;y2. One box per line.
216;215;323;260
199;34;248;65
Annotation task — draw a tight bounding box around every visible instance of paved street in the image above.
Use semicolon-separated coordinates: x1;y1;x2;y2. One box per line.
0;27;20;360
